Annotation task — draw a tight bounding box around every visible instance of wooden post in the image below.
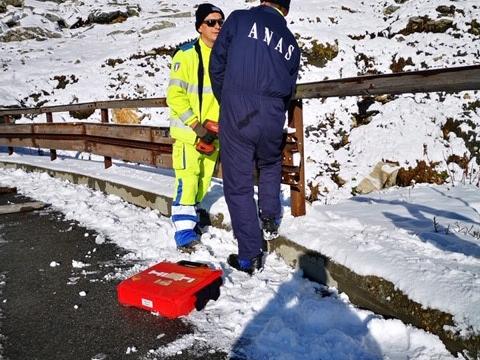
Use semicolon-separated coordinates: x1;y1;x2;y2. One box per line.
100;109;112;169
288;100;306;217
5;115;14;155
101;108;109;123
46;112;57;161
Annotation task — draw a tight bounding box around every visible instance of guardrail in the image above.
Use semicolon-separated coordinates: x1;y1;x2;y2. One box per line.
0;122;173;166
295;64;480;98
1;65;480;217
0;99;306;215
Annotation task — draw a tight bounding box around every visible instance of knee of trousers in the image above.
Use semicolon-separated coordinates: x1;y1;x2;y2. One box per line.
172;142;200;205
173;176;199;205
172;141;217;205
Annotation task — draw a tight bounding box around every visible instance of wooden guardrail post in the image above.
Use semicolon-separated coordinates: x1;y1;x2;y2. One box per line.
100;109;112;169
46;112;57;161
286;100;306;217
4;115;14;155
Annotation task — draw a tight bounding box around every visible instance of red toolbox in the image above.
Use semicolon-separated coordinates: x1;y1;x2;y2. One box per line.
117;260;223;318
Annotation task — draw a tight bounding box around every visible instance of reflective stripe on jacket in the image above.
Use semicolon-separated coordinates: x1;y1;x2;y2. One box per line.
167;37;220;145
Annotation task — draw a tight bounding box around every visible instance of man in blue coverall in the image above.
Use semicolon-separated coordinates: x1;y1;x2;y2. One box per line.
210;0;300;274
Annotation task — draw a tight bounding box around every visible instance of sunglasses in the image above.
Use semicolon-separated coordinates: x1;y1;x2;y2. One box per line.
203;19;224;27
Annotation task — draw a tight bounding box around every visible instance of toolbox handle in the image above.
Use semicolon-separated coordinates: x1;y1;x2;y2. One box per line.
177;260;209;268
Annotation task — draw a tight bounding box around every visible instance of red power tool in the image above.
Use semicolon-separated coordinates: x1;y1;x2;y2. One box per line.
195;120;219;155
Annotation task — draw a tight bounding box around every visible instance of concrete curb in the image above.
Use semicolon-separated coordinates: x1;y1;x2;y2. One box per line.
0;161;171;216
267;237;479;359
0;160;477;358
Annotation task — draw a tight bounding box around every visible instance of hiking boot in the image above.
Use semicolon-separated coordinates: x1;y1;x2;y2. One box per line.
261;217;280;240
196;207;212;228
227;253;264;275
193;224;203;236
177;239;201;254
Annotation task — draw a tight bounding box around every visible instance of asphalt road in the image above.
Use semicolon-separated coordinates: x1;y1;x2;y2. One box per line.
0;191;227;360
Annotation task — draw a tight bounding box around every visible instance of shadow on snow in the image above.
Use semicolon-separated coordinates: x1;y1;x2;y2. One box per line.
353;194;480;259
230;258;384;360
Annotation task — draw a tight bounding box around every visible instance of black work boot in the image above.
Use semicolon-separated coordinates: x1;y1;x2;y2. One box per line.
261;217;280;240
194;208;211;235
227;253;264;275
196;207;212;227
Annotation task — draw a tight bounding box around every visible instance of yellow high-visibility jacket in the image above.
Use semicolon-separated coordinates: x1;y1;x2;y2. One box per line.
167;37;220;145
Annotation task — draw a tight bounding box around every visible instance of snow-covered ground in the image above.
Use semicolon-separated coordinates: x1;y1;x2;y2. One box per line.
284;184;480;334
1;0;479;201
0;159;464;360
1;0;480;358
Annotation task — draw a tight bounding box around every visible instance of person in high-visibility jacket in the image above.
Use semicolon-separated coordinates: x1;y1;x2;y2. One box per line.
167;3;224;252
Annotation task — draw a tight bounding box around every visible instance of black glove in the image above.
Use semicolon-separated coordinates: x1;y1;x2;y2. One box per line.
192;122;217;144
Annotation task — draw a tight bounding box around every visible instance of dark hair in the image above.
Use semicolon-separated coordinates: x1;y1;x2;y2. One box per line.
265;0;290;12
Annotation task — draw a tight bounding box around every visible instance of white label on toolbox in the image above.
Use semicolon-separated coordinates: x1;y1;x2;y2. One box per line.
155;279;173;286
148;270;196;284
141;298;153;308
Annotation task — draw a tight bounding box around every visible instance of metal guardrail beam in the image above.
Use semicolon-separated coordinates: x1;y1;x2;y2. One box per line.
0;98;168;116
295;65;480;99
1;66;479;117
0;123;173;166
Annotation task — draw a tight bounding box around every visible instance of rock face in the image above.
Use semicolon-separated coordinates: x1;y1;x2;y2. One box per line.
469;19;480;36
355;162;401;194
69;109;95;120
400;16;454;35
303;40;339;68
140;21;175;34
0;26;61;42
87;10;129;25
436;5;456;17
384;5;400;15
89;6;140;24
0;0;24;13
69;6;140;28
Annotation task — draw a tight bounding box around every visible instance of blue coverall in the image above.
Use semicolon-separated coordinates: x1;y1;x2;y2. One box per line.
210;5;300;260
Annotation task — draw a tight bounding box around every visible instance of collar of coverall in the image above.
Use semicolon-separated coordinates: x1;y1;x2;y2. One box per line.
262;4;286;17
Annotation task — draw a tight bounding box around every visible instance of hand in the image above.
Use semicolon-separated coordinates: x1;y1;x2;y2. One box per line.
192;122;217;144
